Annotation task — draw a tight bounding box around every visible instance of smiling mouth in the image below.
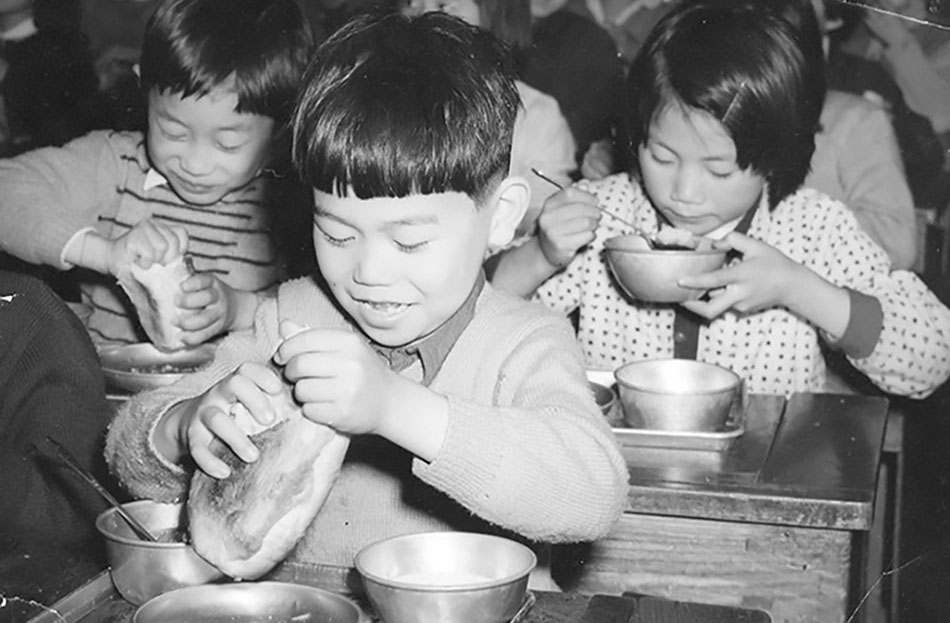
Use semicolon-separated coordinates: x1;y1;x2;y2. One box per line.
173;176;216;194
356;299;410;315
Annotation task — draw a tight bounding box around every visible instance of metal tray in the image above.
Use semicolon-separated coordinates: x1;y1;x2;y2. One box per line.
587;369;745;452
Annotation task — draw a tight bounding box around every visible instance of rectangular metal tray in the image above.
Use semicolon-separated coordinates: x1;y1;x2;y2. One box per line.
587;369;745;452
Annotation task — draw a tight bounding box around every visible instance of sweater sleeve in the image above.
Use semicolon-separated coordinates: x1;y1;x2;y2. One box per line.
0;131;127;268
512;82;577;214
414;302;628;543
104;296;283;501
835;102;918;270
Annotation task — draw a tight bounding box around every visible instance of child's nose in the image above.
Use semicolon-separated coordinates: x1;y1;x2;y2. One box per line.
353;244;396;285
179;144;214;177
671;167;704;204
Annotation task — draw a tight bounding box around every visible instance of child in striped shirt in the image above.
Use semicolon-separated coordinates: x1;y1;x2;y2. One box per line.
0;0;313;348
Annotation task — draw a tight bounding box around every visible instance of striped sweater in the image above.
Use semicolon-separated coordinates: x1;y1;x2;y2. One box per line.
0;130;297;346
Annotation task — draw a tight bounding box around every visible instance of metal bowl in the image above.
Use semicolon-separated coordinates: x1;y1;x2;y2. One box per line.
95;500;225;605
614;359;741;432
355;532;536;623
132;582;364;623
604;235;726;303
98;343;215;392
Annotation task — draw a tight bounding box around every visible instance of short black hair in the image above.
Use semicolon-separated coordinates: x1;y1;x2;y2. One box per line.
291;12;520;204
140;0;313;125
625;0;824;208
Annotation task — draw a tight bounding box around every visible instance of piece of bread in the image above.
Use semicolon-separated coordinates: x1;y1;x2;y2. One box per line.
187;382;350;580
117;255;193;351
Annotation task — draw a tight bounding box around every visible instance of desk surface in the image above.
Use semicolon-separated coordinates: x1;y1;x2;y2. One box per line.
621;392;888;531
2;393;887;622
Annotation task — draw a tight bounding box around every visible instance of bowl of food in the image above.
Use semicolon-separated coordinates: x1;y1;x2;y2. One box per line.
132;582;363;623
96;500;226;605
98;342;215;392
614;359;741;432
603;233;726;303
355;532;536;623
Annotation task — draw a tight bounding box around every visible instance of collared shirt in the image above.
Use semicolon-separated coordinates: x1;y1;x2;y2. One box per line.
143;168;168;191
370;271;486;386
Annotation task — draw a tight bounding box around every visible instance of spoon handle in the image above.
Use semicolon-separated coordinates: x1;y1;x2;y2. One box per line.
45;436;158;542
529;168;652;242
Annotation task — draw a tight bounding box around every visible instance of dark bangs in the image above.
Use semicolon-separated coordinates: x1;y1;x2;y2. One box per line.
292;13;520;203
140;0;312;124
626;3;822;208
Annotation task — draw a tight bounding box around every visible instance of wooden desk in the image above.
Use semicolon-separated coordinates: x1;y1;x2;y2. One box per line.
553;393;889;623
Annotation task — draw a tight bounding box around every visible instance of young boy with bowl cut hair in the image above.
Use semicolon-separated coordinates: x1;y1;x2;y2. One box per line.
105;12;629;589
0;0;313;348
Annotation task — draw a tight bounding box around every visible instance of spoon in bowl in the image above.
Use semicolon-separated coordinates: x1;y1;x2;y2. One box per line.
43;435;159;542
529;168;656;249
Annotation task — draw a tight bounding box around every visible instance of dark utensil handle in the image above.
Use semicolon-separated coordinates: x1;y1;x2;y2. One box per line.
44;436;158;542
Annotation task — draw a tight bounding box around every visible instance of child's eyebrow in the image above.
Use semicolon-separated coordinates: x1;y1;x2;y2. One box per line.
650;137;735;163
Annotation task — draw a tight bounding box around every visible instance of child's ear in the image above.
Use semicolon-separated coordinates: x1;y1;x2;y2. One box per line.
487;175;530;250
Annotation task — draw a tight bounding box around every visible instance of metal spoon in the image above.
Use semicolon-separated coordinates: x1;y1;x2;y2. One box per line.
43;435;159;542
529;168;655;248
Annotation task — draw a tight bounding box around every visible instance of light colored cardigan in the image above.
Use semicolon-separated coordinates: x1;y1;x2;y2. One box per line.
105;276;629;571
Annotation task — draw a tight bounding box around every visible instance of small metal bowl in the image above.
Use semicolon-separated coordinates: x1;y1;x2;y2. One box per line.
355;532;536;623
96;500;225;605
604;235;726;303
132;582;364;623
614;359;741;432
98;342;215;392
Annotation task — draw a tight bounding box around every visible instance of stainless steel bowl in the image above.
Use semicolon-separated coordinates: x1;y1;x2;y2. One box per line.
132;582;364;623
98;343;215;392
604;235;726;303
614;359;741;432
355;532;536;623
95;500;225;605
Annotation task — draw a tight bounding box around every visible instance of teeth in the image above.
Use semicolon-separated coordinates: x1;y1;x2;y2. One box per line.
362;301;406;313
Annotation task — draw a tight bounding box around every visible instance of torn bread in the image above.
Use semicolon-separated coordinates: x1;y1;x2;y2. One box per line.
117;255;193;352
187;381;349;580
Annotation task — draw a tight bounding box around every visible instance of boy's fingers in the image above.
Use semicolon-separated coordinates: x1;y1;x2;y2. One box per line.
205;406;260;463
276;326;353;363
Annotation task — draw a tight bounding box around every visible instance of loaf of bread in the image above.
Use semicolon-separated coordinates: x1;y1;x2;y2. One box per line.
117;255;193;352
187;382;350;579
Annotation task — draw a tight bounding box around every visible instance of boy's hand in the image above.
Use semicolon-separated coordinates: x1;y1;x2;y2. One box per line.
274;320;398;434
175;274;248;345
536;187;603;269
173;361;285;478
580;138;615;181
677;232;804;318
107;219;188;276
